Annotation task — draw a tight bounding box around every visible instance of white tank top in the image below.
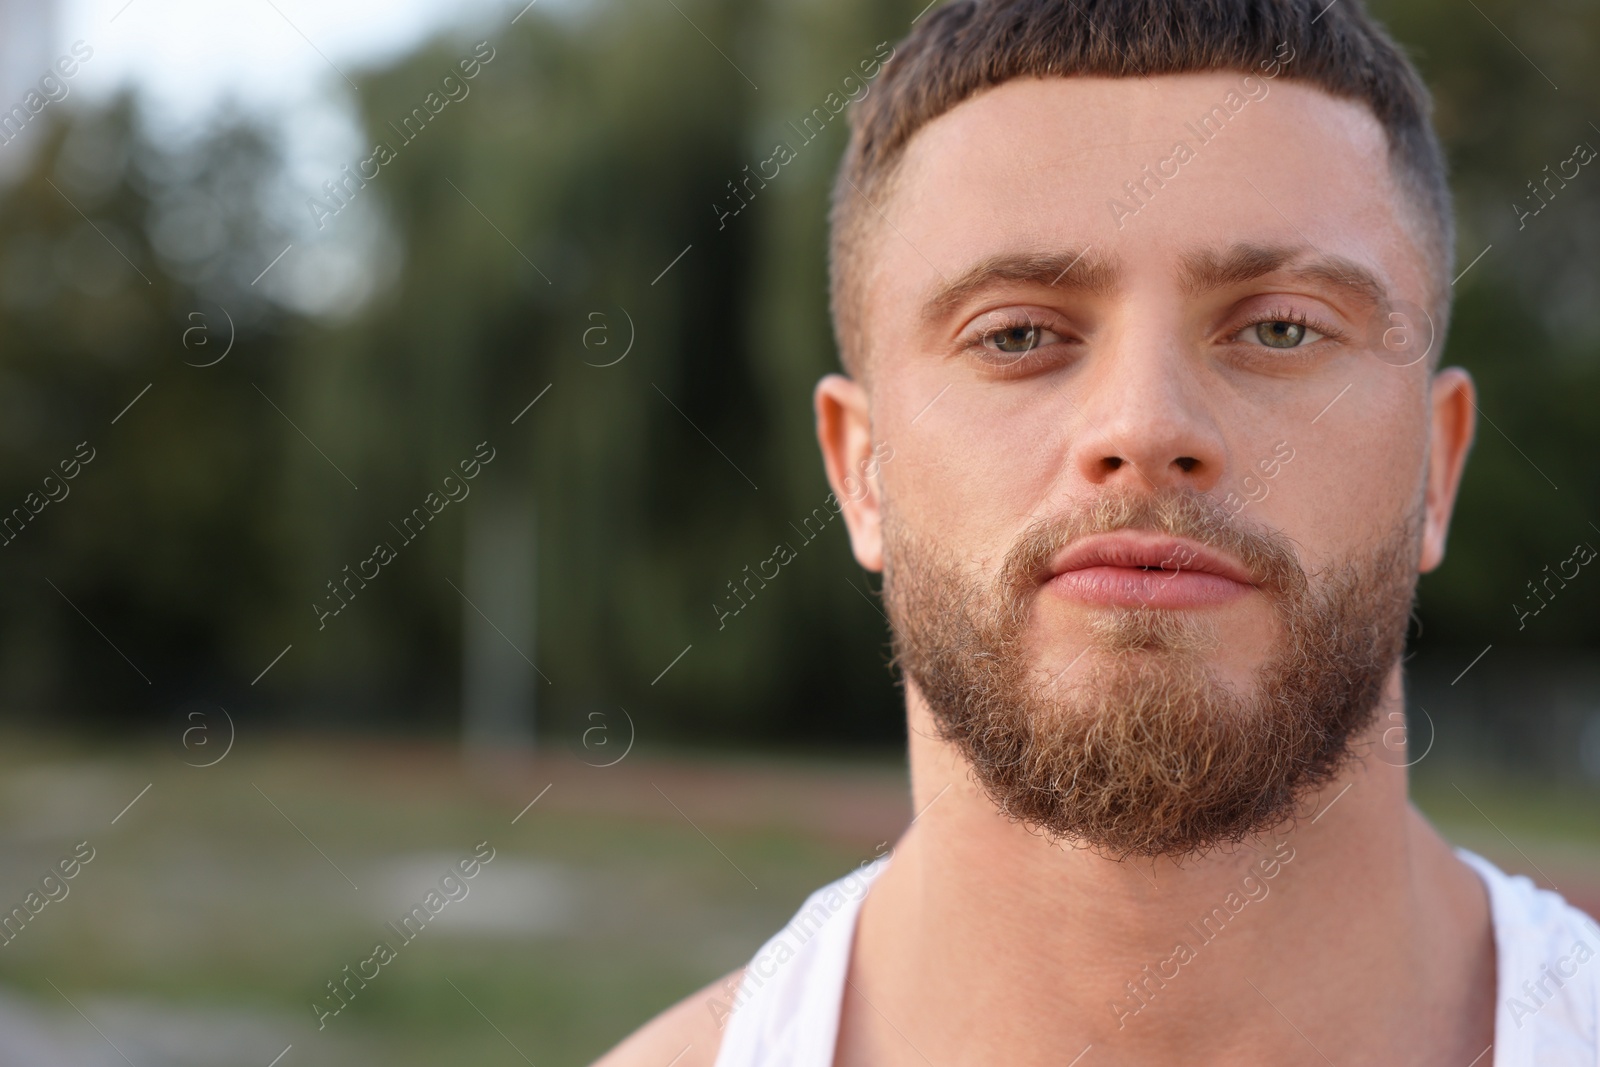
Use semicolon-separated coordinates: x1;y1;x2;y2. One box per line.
713;848;1599;1066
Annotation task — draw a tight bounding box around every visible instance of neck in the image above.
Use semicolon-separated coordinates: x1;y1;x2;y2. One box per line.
841;665;1496;1066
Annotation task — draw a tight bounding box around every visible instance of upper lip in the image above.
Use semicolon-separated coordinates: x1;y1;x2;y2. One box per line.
1046;531;1256;586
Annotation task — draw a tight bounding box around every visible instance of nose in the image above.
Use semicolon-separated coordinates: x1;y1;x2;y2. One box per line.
1065;329;1227;495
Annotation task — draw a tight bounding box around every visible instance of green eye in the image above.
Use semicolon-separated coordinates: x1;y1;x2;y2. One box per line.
986;325;1044;353
1252;320;1325;348
1256;321;1304;347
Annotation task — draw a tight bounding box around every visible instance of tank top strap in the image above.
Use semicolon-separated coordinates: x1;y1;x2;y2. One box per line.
712;855;890;1067
1457;847;1600;1065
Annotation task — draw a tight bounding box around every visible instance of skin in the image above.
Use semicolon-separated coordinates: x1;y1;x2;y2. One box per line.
597;72;1485;1066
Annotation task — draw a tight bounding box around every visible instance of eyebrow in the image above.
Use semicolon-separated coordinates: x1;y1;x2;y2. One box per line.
918;242;1391;327
919;247;1122;323
1177;242;1388;310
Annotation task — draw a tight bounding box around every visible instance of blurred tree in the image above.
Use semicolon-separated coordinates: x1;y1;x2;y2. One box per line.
0;94;296;723
273;0;913;748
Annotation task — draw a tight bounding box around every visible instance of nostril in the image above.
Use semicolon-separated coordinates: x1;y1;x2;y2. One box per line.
1104;457;1124;471
1174;456;1198;473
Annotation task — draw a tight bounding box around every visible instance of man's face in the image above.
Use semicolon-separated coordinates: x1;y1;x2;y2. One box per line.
817;73;1476;856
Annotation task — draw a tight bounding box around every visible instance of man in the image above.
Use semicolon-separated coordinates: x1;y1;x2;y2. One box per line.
600;0;1599;1063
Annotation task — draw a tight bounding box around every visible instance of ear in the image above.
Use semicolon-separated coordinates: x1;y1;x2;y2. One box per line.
1418;367;1476;573
815;373;884;572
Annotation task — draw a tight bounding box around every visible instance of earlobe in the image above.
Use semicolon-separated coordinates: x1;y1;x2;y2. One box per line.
1419;367;1477;573
814;373;884;572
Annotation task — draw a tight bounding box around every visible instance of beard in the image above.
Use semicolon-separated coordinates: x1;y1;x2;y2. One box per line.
883;488;1419;859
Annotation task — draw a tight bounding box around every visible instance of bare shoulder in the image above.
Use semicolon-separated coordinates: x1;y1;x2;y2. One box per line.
589;968;742;1067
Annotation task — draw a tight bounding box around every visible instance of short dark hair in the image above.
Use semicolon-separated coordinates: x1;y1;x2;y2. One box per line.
829;0;1453;376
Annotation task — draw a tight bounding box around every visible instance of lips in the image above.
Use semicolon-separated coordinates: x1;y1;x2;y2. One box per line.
1043;531;1256;609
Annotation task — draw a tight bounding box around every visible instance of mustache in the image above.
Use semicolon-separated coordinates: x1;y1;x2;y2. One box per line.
997;488;1310;604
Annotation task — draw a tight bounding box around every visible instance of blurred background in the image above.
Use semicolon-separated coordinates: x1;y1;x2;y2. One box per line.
0;0;1597;1062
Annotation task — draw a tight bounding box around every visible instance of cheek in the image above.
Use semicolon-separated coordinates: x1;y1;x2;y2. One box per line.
1284;375;1430;564
882;378;1068;563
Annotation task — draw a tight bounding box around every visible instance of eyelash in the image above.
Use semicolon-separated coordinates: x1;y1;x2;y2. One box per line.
1231;306;1346;347
958;304;1347;368
961;312;1076;366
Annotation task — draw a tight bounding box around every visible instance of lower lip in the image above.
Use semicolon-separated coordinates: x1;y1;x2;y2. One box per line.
1046;565;1253;609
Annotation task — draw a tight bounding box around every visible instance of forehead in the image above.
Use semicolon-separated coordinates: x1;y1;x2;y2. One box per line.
864;73;1426;327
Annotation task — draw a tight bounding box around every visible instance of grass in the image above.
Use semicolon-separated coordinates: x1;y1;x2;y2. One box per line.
0;733;903;1066
0;732;1594;1065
